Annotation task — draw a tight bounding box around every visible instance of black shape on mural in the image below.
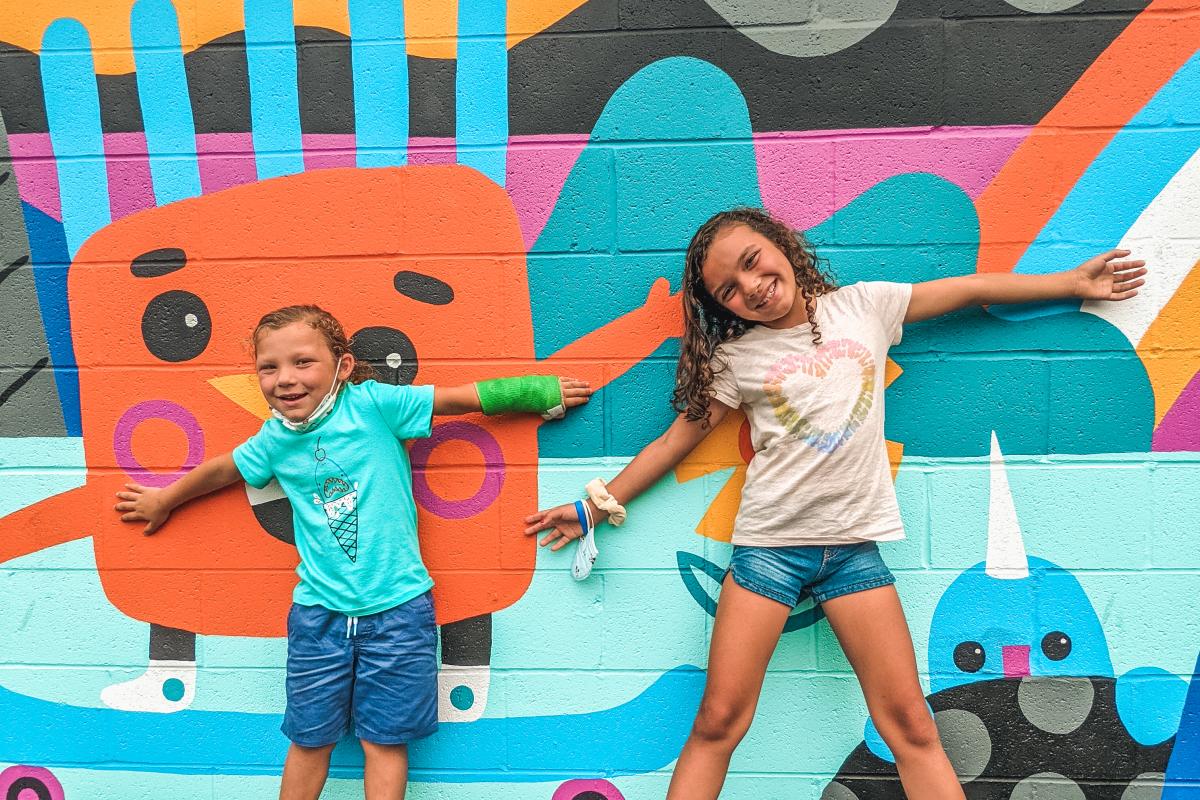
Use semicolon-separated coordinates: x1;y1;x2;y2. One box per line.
149;623;197;661
141;290;213;363
830;677;1172;799
510;0;1149;134
350;326;419;387
131;248;187;278
0;0;1151;137
0;107;65;436
440;613;492;667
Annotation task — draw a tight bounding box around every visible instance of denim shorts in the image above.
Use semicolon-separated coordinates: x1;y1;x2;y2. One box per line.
282;591;438;747
727;542;895;607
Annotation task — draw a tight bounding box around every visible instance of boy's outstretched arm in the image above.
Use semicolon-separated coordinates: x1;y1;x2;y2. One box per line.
434;377;593;417
524;397;732;550
114;452;243;534
905;248;1147;324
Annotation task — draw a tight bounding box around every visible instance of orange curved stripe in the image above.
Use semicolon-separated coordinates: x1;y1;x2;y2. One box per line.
1139;258;1200;423
975;0;1200;275
4;0;586;74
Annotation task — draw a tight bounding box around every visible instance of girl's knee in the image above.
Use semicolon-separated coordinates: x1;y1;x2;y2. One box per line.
691;696;754;746
877;702;940;753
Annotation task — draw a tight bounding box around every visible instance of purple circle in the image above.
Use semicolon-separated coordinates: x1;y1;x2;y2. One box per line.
113;400;205;487
0;765;65;800
552;780;625;800
411;422;505;519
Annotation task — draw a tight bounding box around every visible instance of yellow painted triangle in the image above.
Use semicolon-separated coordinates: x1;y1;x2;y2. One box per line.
208;374;272;420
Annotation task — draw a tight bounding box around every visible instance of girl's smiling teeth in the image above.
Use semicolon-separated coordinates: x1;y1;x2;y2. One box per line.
756;279;777;310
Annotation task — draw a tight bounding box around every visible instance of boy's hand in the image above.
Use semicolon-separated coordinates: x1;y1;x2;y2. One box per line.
1074;249;1147;302
114;483;172;535
557;377;593;416
524;503;584;551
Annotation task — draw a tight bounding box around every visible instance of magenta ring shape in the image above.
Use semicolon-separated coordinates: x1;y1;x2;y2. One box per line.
0;765;66;800
411;421;505;519
113;400;205;488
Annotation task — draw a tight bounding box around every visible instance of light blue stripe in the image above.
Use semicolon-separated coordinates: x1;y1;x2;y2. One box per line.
455;0;507;185
349;0;408;168
131;0;202;205
243;0;305;180
40;19;110;257
994;50;1200;321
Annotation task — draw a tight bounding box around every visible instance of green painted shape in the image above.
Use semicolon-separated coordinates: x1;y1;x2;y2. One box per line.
812;172;1152;456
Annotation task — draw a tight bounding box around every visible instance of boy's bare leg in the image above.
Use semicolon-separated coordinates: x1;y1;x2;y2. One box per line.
279;742;334;800
362;740;409;800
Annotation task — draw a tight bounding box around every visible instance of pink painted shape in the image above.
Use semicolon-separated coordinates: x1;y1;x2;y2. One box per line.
1154;369;1200;452
103;132;156;220
507;134;588;247
195;133;258;193
552;779;624;800
409;137;458;166
7;133;62;221
302;133;357;171
1002;644;1031;679
756;126;1032;231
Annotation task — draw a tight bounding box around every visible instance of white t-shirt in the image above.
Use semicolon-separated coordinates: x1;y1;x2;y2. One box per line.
709;281;912;547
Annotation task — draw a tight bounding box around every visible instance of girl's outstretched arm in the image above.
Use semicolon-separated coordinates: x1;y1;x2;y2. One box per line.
433;377;593;416
905;248;1147;323
114;452;243;534
524;398;733;550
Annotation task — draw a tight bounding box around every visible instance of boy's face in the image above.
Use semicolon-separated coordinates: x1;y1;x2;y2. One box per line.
254;322;352;422
700;224;800;328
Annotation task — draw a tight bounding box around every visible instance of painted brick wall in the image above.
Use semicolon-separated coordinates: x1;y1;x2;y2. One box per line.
1;1;1199;798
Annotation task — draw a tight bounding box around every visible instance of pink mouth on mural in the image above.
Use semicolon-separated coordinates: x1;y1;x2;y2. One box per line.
1002;644;1031;678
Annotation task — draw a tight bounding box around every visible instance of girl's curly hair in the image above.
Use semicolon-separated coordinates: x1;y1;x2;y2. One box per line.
673;208;837;426
251;305;375;384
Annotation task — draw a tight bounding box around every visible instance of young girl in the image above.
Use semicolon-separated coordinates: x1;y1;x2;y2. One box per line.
116;305;590;800
525;208;1146;799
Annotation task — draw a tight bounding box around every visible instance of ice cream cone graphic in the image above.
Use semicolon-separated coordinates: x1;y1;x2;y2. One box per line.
312;439;359;562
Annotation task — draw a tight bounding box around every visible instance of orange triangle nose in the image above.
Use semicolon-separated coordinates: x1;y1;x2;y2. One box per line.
208;374;271;420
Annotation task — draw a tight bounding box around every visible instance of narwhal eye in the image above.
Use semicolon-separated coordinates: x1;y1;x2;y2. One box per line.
1041;631;1071;661
350;327;418;386
953;641;986;673
142;290;212;362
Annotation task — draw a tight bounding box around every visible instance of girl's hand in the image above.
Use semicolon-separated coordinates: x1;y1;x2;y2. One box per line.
114;483;172;535
1074;249;1147;302
557;377;594;413
524;503;584;551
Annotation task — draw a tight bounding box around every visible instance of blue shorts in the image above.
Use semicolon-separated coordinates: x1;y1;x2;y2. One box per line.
727;542;895;607
282;591;438;747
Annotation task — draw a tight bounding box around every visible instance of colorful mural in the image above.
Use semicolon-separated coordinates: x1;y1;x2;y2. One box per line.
0;0;1197;797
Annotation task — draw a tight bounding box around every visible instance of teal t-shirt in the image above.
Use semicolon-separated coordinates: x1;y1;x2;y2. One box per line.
232;380;436;615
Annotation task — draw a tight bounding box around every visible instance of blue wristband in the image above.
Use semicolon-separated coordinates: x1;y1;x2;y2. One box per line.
574;500;589;537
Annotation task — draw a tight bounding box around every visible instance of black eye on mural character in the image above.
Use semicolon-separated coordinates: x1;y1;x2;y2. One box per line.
350;327;419;386
953;640;986;673
1041;630;1072;661
141;290;212;362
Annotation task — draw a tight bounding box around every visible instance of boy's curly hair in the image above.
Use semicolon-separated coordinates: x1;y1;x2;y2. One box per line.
674;208;837;426
251;305;375;384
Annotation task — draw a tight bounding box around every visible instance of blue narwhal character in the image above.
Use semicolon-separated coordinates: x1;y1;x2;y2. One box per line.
853;432;1188;786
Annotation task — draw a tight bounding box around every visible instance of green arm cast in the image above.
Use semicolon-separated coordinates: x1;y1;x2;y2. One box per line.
475;376;564;418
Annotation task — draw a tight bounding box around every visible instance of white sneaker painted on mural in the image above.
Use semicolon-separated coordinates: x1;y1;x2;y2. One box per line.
100;659;196;713
438;664;489;723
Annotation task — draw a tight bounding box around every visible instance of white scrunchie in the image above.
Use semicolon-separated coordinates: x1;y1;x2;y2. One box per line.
585;478;627;526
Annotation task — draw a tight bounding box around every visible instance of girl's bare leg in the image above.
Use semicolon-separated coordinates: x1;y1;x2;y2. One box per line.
667;575;792;800
821;585;966;799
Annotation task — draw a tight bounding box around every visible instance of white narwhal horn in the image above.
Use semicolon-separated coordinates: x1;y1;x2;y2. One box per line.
985;431;1029;580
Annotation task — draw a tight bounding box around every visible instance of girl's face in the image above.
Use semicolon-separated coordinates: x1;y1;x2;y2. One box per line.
700;224;806;329
254;321;354;422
